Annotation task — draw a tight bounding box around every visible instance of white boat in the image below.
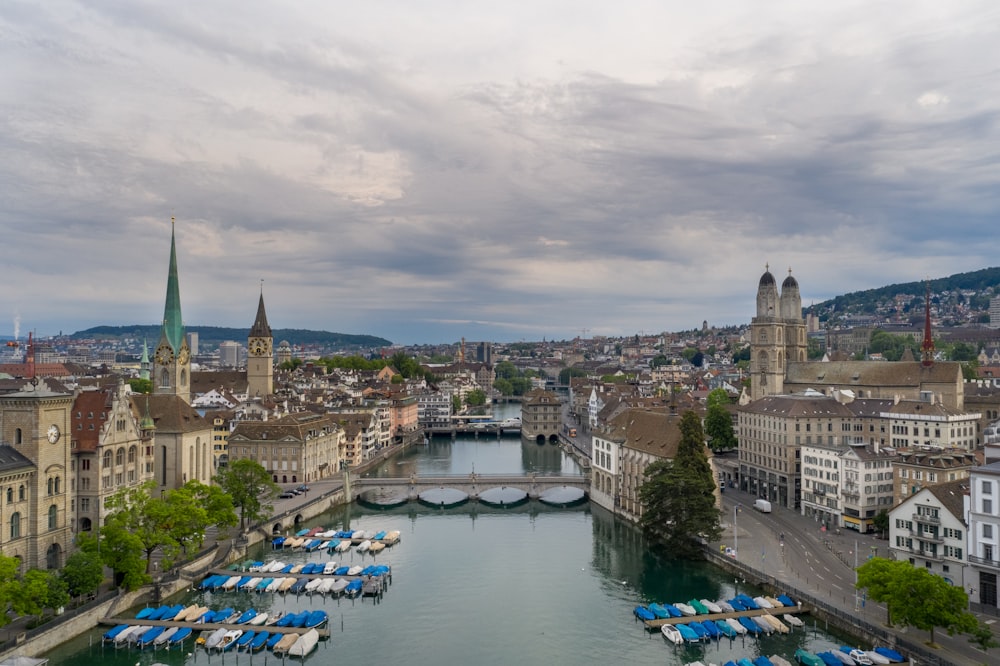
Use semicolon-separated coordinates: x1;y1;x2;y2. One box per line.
718;601;735;613
674;602;696;616
319;540;332;550
242;576;262;591
661;624;683;645
864;651;890;665
764;596;783;608
267;560;286;573
316;578;336;594
783;613;804;627
753;596;773;609
214;629;242;653
770;656;794;666
266;577;285;592
221;575;242;591
752;615;774;634
288;628;319;657
248;612;269;626
330;578;349;595
113;625;141;647
127;626;152;645
347;565;363;576
204;628;228;650
725;618;747;635
335;540;352;552
323;561;338;575
264;611;286;626
153;626;178;647
357;539;371;553
305;578;324;593
700;599;722;613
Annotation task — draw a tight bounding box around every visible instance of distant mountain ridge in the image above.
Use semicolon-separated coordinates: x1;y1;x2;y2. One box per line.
811;266;1000;321
70;325;391;349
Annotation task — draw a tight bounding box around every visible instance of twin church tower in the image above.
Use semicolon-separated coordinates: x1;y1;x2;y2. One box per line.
152;219;274;401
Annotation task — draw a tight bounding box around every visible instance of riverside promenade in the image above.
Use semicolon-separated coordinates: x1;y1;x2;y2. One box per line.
714;487;996;666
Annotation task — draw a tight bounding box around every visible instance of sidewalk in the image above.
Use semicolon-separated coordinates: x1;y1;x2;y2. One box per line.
716;487;996;666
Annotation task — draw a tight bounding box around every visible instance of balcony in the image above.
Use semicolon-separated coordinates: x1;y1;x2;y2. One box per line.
912;512;940;525
914;549;943;563
909;529;943;544
968;555;1000;570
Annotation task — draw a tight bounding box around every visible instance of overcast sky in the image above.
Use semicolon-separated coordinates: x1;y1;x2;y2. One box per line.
4;1;1000;345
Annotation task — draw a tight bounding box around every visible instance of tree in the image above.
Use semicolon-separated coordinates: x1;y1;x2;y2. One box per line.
969;621;1000;652
60;547;104;599
98;519;149;590
856;557;977;644
103;481;174;574
216;459;280;530
638;410;721;559
558;367;589;385
871;509;889;539
163;480;237;559
128;378;153;394
495;360;519;379
0;553;21;627
493;378;514;396
452;394;463;414
704;403;736;450
13;570;69;623
706;388;731;409
465;388;487;407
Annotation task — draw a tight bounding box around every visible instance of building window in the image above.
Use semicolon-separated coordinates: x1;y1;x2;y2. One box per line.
10;512;20;539
18;485;25;501
984;480;993;496
4;488;10;504
48;504;57;530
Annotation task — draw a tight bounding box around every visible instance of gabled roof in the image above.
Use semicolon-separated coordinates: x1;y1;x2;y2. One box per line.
145;394;211;433
897;478;968;526
0;445;35;474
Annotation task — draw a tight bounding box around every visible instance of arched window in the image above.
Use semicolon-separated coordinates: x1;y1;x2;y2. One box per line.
14;428;22;445
4;488;11;504
103;450;113;468
128;446;137;464
116;448;124;466
48;504;57;530
47;478;53;495
10;512;20;539
160;368;170;387
18;485;25;501
54;476;60;494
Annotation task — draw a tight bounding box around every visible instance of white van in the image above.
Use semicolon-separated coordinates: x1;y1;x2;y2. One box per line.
753;498;772;513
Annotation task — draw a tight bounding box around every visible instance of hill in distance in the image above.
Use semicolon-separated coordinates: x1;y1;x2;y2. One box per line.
71;325;391;350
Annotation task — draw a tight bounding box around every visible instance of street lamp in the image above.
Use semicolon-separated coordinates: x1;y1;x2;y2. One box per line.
968;587;977;610
733;503;741;560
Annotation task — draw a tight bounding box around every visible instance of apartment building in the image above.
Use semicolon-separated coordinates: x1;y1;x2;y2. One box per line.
889;479;968;587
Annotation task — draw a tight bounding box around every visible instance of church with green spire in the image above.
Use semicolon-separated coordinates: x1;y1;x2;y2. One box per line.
153;218;192;404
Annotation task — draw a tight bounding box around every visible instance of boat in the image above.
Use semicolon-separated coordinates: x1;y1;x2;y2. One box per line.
701;599;723;613
738;660;755;666
373;530;387;540
661;623;683;645
272;633;299;657
248;631;270;652
204;628;228;650
699;620;721;639
839;648;875;665
137;626;165;648
102;624;129;642
863;652;890;665
754;657;775;666
335;540;352;552
818;654;844;666
316;577;336;594
738;616;761;635
265;611;286;626
754;596;774;608
676;623;700;644
369;541;386;554
688;599;710;614
725;618;747;635
795;650;826;666
660;603;682;618
218;629;243;652
764;596;783;608
762;614;790;633
112;625;142;646
290;578;310;594
784;613;805;627
633;605;655;621
288;628;320;656
170;626;193;646
771;657;794;666
135;606;157;620
153;626;178;647
345;578;363;596
248;612;269;626
648;603;670;619
357;539;372;552
752;615;775;633
777;594;796;606
718;600;735;613
825;651;856;665
383;529;401;544
674;602;697;616
330;578;349;595
305;578;324;593
687;622;708;640
235;630;256;651
221;575;242;591
127;626;152;645
714;619;737;638
323;561;338;575
266;632;284;649
304;609;328;628
235;608;258;624
256;577;274;592
872;648;904;663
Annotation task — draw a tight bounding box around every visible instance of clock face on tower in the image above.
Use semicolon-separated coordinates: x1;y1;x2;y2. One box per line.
250;338;270;356
177;346;190;365
47;424;61;444
155;345;174;365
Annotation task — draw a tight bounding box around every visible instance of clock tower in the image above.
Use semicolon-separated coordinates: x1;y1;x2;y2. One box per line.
247;288;274;398
153;218;191;404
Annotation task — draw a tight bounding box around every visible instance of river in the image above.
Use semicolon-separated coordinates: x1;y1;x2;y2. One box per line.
45;404;853;665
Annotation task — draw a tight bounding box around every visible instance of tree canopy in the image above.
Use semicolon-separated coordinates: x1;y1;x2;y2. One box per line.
216;459;280;530
638;410;721;559
856;557;977;644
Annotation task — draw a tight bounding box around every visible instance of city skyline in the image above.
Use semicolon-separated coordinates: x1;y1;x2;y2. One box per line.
4;2;1000;345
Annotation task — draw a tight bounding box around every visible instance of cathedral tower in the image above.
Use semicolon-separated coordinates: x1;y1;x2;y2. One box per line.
750;266;806;401
247;287;274;398
153;219;191;404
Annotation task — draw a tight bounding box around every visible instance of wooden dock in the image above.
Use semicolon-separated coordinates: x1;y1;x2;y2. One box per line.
99;616;329;638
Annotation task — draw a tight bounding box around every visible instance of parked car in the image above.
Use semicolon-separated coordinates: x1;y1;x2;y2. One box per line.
278;491;295;499
296;485;309;493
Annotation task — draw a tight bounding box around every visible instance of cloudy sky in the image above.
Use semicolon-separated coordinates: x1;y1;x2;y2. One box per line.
4;1;1000;345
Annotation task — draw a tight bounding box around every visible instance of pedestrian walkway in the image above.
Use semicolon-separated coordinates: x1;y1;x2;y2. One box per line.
715;488;995;666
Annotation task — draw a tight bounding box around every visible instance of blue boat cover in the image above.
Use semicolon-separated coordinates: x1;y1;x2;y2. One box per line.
873;647;904;662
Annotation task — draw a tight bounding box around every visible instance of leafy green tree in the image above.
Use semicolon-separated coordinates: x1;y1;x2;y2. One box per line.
871;509;889;538
163;480;236;559
493;378;513;396
104;481;175;574
60;546;105;598
278;358;303;370
961;359;979;381
638;411;721;559
559;367;589;384
856;557;976;644
509;377;533;395
0;554;21;627
13;569;69;622
704;403;736;450
969;621;1000;652
807;337;824;360
128;378;153;394
946;341;979;362
216;459;280;530
465;388;487;406
99;519;149;590
452;394;462;414
706;388;731;409
495;361;519;379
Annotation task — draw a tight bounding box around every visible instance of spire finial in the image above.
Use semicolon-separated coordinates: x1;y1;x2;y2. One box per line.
765;262;769;273
921;278;935;367
788;266;792;276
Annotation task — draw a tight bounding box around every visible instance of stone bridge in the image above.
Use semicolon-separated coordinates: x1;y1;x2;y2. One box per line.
352;473;589;500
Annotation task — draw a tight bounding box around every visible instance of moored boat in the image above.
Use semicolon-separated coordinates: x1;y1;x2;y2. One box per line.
288;628;319;656
153;626;178;647
700;599;723;613
369;541;386;554
872;647;904;663
784;613;805;627
771;657;794;666
170;626;193;646
795;650;825;666
102;624;129;643
714;619;737;638
633;605;655;621
661;623;683;645
674;602;697;616
272;632;299;656
762;613;790;633
676;623;700;644
725;617;747;635
204;627;228;650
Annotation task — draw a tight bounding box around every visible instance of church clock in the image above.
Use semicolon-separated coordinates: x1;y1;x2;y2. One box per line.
155;345;174;365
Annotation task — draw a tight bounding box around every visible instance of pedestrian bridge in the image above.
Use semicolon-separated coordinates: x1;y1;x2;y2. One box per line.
351;473;589;501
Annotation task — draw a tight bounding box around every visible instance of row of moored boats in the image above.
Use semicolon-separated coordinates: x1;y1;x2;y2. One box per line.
686;648;905;666
199;562;391;597
271;528;400;554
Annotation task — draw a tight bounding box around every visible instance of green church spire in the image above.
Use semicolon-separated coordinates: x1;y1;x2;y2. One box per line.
161;217;185;352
